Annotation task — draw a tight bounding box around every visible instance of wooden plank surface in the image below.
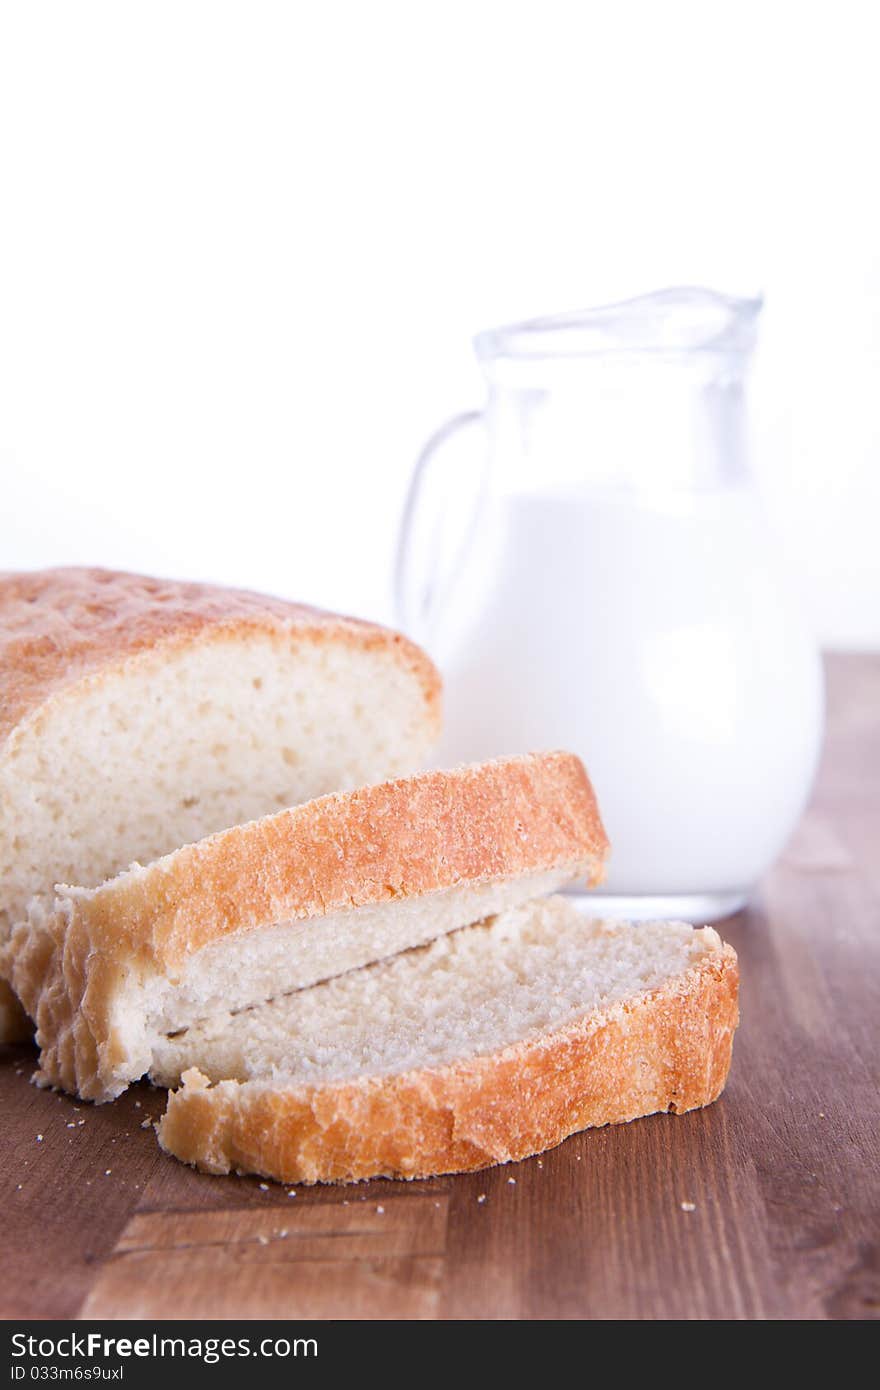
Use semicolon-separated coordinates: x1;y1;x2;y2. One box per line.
2;653;878;1321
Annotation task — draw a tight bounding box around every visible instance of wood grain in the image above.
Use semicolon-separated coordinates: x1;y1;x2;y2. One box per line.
81;1197;449;1320
1;654;878;1320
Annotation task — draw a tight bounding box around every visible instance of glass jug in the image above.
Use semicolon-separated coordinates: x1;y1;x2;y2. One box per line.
395;288;824;922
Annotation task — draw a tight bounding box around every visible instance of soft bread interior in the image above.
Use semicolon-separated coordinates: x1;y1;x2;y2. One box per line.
15;867;581;1100
142;869;571;1035
0;632;436;946
152;896;725;1089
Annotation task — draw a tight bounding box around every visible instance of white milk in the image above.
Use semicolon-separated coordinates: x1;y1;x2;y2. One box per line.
432;486;824;911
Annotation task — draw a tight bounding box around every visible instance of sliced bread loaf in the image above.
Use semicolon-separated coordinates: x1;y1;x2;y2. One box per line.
4;752;607;1101
0;567;440;1039
157;898;739;1183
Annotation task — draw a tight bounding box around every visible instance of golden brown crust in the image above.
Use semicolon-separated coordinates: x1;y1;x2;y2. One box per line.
5;752;608;1100
157;944;739;1183
72;750;607;972
0;566;441;747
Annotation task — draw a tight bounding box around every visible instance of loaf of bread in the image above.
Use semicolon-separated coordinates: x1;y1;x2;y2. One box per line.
157;899;739;1183
0;567;441;1039
4;752;608;1101
1;567;740;1190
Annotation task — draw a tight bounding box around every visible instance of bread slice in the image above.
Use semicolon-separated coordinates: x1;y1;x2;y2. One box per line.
4;752;607;1102
0;567;440;1040
157;898;739;1183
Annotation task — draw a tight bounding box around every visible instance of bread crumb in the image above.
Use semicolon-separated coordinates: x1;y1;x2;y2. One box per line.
376;1205;385;1214
477;1194;487;1204
257;1235;269;1245
818;1111;825;1118
105;1169;112;1176
36;1134;43;1142
66;1122;76;1129
140;1118;152;1129
259;1182;269;1191
680;1201;696;1212
278;1229;288;1238
134;1101;141;1109
287;1189;297;1198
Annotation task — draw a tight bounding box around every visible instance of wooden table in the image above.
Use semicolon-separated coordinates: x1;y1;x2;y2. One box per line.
2;654;878;1321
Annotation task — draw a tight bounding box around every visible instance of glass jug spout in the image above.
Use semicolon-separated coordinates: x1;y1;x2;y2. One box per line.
475;286;763;370
473;287;764;496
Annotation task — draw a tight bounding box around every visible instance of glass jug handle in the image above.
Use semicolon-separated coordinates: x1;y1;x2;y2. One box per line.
394;410;485;641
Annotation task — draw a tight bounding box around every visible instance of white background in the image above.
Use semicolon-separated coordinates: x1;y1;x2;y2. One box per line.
1;1;878;647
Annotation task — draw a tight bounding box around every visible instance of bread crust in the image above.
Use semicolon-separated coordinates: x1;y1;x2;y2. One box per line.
0;566;441;748
5;752;608;1100
157;943;739;1183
